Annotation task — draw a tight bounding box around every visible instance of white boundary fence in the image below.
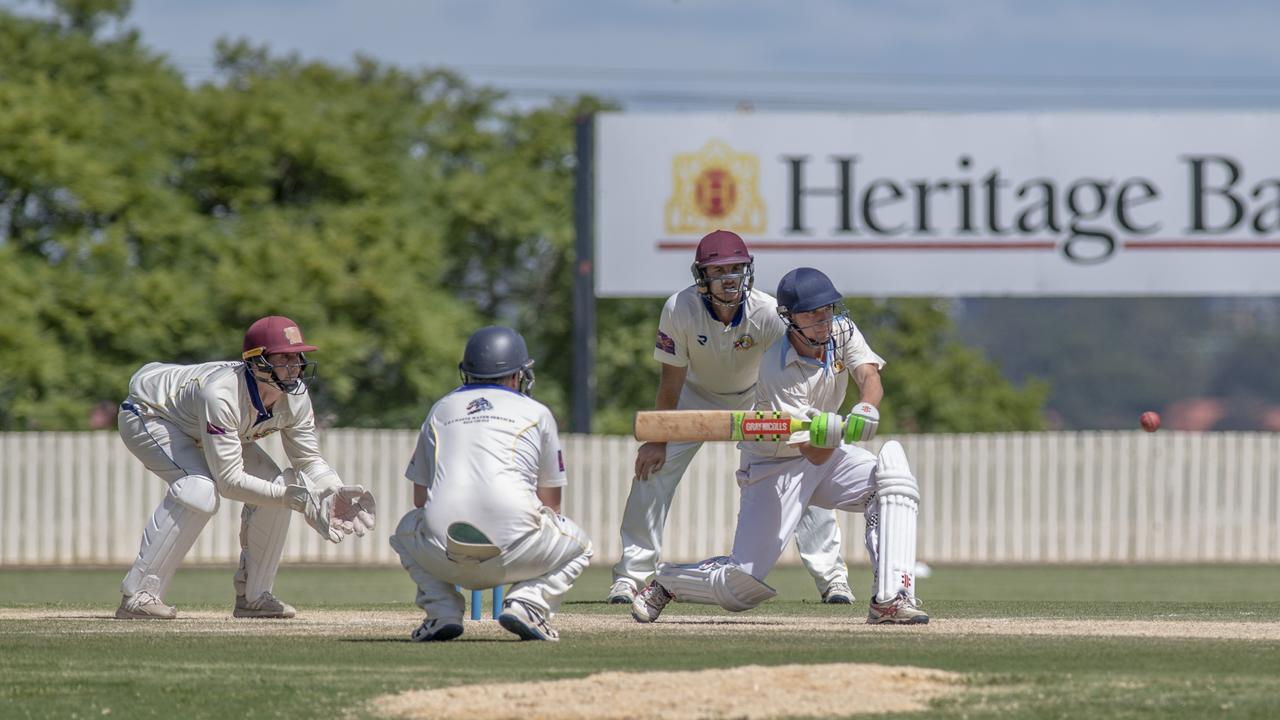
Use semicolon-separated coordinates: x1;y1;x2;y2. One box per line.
2;430;1279;566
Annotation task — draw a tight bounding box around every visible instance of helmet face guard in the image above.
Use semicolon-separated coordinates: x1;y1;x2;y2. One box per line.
247;353;317;395
692;261;755;308
779;302;852;352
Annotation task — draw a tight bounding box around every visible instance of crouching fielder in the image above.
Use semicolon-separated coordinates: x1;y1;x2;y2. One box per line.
632;268;928;625
390;327;592;643
115;316;376;620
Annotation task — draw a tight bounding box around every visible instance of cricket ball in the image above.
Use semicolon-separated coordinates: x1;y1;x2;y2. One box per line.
1140;411;1161;433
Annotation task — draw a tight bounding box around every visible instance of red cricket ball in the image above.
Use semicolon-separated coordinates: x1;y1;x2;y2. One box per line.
1140;411;1161;432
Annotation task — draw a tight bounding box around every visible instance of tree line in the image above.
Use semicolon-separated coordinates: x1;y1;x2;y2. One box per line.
0;0;1046;433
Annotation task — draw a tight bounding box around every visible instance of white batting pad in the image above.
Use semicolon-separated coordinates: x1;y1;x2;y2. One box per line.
656;556;777;611
873;441;920;602
235;449;289;601
122;475;220;599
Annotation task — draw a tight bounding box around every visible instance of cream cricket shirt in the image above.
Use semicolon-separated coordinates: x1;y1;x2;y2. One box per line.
405;384;567;549
741;317;886;460
126;361;339;503
654;286;788;411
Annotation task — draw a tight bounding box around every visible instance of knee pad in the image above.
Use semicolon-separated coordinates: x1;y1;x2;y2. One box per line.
710;563;778;611
655;557;777;612
170;475;220;515
874;440;919;502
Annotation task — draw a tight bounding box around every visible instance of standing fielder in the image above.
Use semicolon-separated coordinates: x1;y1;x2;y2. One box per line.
115;315;376;620
608;230;853;605
390;326;592;642
631;267;929;625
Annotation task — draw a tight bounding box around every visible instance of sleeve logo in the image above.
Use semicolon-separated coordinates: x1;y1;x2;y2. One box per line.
205;422;228;435
655;330;676;355
557;450;565;472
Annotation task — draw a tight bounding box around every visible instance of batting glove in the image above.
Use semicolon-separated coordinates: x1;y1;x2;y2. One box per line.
843;403;880;443
807;411;845;449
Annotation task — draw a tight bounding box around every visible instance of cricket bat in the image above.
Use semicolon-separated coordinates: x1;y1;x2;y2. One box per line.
633;410;809;442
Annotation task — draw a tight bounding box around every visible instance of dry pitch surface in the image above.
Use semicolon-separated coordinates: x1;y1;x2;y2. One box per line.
6;609;1280;719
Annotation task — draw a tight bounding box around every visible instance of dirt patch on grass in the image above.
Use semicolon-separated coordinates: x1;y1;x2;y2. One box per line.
2;609;1280;641
369;663;961;720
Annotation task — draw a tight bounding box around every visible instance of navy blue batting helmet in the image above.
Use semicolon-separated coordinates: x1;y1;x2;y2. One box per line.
776;268;842;314
459;326;533;379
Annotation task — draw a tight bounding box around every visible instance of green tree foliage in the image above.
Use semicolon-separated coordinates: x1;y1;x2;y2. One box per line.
589;296;1046;435
0;1;1046;432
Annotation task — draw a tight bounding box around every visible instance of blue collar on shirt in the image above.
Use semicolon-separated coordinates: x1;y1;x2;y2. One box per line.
779;336;835;371
456;383;524;396
243;364;273;425
700;293;745;328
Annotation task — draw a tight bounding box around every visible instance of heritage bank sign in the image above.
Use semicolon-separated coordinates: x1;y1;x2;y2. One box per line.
591;112;1280;297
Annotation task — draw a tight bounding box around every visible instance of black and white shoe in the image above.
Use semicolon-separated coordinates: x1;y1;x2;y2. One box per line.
498;599;560;642
410;617;464;642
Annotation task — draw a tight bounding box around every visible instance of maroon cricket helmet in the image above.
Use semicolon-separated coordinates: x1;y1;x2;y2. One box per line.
242;316;318;359
694;230;753;267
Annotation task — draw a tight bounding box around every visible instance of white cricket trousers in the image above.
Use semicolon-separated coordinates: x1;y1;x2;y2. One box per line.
613;439;849;592
731;445;880;592
390;506;592;621
116;404;286;601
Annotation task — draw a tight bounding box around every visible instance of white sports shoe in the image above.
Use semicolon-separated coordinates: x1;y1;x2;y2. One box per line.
867;590;929;625
410;617;464;642
606;578;637;604
498;599;559;642
630;581;673;624
115;591;177;620
233;592;297;619
821;581;854;604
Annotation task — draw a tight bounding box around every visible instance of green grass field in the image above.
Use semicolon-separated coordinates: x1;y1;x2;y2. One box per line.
3;564;1280;719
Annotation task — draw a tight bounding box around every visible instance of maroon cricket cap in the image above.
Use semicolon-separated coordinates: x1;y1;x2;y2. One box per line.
694;230;753;267
242;316;318;359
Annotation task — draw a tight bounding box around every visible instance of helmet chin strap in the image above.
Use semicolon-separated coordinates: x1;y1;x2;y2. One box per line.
708;289;744;309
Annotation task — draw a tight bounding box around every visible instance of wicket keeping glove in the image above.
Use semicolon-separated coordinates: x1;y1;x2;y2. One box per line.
284;482;343;544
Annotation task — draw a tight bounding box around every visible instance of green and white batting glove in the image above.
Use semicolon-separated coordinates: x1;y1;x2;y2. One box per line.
807;411;845;449
843;403;880;443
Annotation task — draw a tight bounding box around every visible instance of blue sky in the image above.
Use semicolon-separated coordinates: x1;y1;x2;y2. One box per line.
61;0;1280;111
8;0;1280;109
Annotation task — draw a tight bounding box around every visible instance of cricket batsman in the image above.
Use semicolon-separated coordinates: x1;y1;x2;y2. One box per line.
115;315;376;620
631;267;929;625
607;230;854;606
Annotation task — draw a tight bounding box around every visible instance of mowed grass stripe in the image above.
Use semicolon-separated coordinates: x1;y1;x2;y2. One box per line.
2;566;1280;719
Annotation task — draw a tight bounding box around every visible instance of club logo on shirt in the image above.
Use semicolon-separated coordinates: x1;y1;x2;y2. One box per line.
467;397;493;415
734;334;755;350
655;330;676;355
205;422;227;435
833;360;846;374
697;334;708;346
